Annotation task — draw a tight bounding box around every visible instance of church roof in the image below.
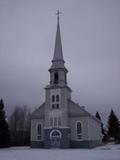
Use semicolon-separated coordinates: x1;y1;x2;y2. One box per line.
68;99;101;123
31;103;45;119
68;99;88;117
31;100;100;123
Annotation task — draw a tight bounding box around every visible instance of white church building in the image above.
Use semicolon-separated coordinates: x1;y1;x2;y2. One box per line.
31;13;102;148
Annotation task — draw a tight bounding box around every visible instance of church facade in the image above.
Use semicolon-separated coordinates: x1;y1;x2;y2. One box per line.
31;14;102;148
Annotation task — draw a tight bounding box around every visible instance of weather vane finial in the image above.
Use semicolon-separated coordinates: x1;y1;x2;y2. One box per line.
55;9;62;21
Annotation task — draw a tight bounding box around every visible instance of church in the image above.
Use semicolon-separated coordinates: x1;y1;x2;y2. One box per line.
31;12;102;148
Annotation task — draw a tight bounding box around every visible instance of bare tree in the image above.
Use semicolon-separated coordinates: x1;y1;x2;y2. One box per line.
9;105;31;146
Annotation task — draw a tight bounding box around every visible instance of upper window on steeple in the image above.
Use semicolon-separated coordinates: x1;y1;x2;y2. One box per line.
52;95;55;102
56;95;59;102
54;72;59;84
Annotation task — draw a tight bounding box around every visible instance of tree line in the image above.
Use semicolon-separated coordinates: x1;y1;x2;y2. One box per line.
0;99;31;147
95;110;120;143
0;98;120;148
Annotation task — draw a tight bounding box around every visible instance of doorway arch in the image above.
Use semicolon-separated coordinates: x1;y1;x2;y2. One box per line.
50;130;62;148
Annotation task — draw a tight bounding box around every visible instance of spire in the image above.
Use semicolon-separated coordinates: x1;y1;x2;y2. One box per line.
48;10;68;86
52;10;64;62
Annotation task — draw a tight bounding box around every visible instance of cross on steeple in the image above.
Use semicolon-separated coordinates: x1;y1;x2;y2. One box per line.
55;10;62;21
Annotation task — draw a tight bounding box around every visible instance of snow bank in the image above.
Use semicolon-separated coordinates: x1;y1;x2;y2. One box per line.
0;144;120;160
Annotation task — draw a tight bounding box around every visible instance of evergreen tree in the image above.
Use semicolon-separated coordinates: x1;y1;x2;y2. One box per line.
95;111;101;120
95;111;108;142
108;109;119;143
0;99;10;147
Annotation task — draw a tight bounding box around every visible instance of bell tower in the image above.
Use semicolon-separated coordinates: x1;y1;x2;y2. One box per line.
44;11;71;148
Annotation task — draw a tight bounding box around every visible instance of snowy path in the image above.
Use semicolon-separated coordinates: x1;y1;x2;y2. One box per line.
0;144;120;160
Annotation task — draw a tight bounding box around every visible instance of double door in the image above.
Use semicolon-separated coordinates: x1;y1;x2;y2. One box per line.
51;137;60;148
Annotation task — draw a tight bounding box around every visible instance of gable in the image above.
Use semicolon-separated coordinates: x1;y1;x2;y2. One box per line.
68;100;88;117
68;99;101;123
31;102;45;119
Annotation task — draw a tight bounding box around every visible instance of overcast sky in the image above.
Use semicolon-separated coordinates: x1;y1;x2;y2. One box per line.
0;0;120;123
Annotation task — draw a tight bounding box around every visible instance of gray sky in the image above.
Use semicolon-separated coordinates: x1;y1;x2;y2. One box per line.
0;0;120;123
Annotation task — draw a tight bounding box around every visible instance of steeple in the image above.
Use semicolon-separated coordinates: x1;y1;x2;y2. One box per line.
52;10;64;62
50;10;67;70
49;10;68;86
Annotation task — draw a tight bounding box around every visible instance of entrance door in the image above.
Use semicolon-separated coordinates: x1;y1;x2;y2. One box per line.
51;137;60;148
50;130;61;148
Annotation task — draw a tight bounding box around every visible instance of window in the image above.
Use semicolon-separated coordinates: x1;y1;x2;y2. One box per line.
50;129;62;139
51;104;59;109
54;72;59;84
52;104;55;109
51;94;60;109
51;130;61;137
37;124;42;140
56;104;59;109
52;104;59;109
52;95;55;102
76;122;82;139
56;95;59;102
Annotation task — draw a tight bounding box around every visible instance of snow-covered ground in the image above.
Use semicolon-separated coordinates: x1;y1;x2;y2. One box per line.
0;143;120;160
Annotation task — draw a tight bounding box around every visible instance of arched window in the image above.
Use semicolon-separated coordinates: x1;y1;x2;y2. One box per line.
76;122;82;139
37;124;41;135
52;95;55;102
51;130;60;137
56;95;59;102
50;129;62;139
54;72;59;84
37;124;42;140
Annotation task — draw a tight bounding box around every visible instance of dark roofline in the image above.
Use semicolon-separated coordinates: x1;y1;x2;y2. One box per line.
31;102;45;119
68;99;101;124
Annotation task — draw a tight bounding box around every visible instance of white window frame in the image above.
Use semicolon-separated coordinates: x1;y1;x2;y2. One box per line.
51;94;60;109
50;129;62;139
76;121;82;140
36;123;42;141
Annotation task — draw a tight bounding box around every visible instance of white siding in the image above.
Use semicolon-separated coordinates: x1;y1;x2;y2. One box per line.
31;119;44;141
88;117;102;140
69;116;89;141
